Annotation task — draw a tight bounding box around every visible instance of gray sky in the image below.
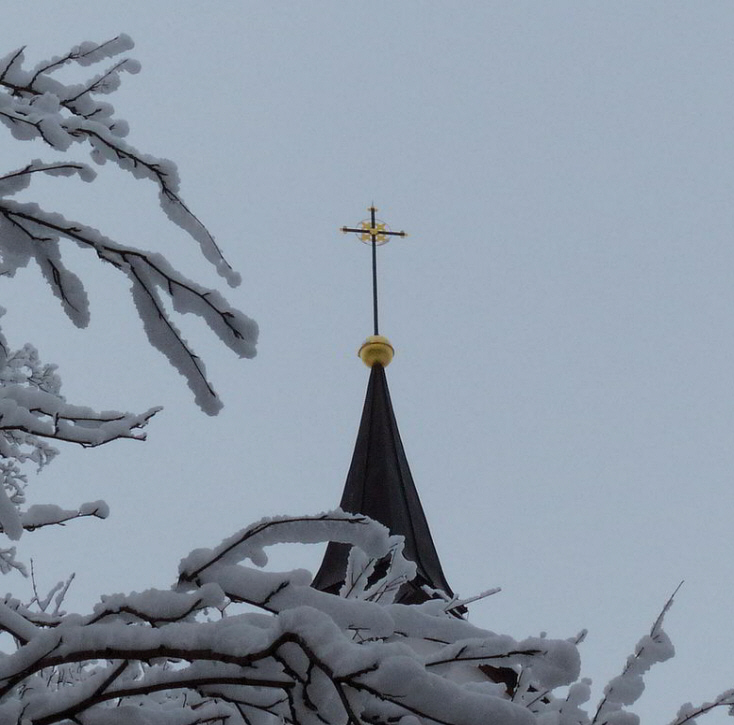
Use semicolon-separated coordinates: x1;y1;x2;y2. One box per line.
3;3;734;721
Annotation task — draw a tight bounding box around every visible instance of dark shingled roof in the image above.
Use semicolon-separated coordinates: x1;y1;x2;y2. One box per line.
312;363;455;604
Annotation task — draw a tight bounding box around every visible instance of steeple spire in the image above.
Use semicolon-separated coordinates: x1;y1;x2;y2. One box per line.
313;206;455;605
311;361;455;603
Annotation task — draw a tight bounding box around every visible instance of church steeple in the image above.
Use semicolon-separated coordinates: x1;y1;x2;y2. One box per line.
312;355;455;603
312;208;456;604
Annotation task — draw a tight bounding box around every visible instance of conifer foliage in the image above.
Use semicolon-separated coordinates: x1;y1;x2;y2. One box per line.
0;36;732;724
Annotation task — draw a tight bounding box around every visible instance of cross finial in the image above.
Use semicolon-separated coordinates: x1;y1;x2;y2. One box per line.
341;206;407;336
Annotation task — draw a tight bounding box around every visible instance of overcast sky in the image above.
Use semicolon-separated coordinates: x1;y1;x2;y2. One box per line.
3;3;734;722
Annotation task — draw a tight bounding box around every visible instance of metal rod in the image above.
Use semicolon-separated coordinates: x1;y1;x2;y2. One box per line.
370;206;379;335
372;237;379;335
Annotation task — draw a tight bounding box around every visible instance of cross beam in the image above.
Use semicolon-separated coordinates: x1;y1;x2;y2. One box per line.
341;206;407;335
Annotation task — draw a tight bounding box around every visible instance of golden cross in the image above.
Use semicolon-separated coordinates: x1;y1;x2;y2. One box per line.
341;206;407;335
341;205;407;246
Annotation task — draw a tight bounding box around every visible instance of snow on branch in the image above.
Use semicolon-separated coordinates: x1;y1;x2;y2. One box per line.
668;690;734;725
0;338;153;551
178;510;401;583
0;512;729;724
0;35;239;286
592;583;681;725
0;382;160;447
0;36;258;414
0;512;581;725
19;501;109;532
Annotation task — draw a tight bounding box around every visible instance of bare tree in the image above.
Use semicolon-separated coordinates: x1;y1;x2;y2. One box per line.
0;512;582;725
0;35;257;568
0;34;257;417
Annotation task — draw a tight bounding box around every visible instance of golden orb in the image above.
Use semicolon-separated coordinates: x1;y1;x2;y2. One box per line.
358;335;394;367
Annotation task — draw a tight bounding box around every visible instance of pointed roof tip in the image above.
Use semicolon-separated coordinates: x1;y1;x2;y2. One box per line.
312;358;456;604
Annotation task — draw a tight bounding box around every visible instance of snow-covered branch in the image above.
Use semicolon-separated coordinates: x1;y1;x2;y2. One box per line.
669;691;734;725
0;513;581;725
0;382;159;447
0;510;730;724
19;501;109;532
0;34;259;579
0;337;154;550
592;584;680;725
0;36;258;414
